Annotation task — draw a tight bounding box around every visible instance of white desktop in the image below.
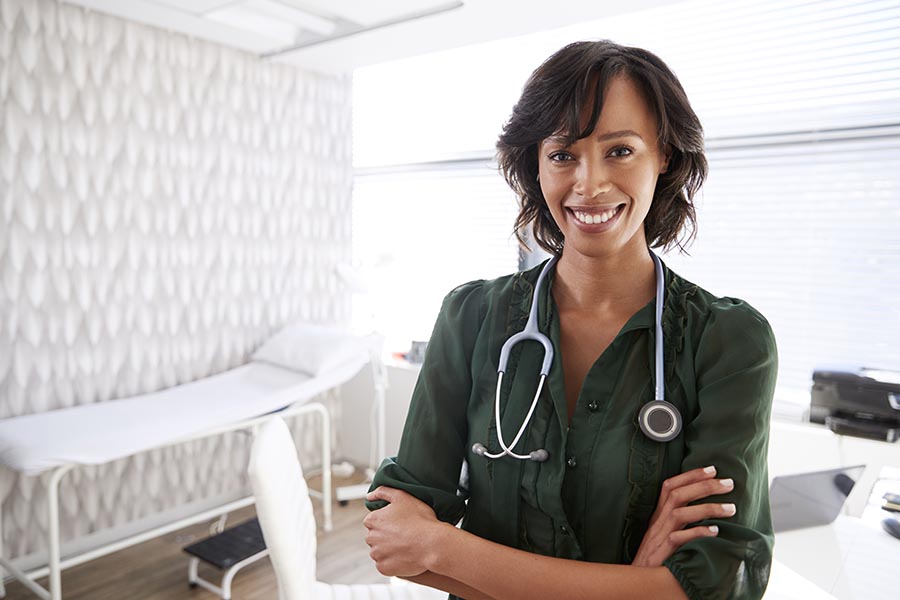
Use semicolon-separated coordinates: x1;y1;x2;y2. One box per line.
766;466;900;600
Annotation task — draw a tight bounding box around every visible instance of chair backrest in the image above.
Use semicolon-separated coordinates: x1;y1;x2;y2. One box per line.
248;417;317;599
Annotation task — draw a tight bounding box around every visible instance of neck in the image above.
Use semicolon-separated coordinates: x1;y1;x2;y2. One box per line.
552;245;657;313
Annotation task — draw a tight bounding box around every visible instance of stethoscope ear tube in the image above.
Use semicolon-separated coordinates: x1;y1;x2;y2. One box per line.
471;442;549;462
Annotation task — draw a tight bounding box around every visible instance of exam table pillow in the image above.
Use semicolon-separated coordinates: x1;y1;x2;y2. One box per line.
252;321;369;376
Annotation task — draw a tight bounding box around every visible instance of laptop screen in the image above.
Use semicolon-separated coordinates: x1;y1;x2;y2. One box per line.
770;464;866;533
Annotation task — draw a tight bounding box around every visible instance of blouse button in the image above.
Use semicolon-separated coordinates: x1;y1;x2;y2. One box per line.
566;456;577;468
560;525;569;534
587;401;598;412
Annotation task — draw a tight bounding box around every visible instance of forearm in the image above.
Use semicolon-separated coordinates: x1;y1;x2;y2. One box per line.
427;524;688;600
405;572;496;600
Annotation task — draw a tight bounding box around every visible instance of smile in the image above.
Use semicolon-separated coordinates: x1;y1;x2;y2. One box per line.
566;204;625;229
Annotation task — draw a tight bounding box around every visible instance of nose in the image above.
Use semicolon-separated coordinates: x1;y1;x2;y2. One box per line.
573;160;613;199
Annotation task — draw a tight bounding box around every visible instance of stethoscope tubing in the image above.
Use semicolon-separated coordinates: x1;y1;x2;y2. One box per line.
474;251;681;462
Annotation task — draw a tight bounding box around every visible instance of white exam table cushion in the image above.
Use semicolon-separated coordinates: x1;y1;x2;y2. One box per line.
0;357;368;476
253;321;372;376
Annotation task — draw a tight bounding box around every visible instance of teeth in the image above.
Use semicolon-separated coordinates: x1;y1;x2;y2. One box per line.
573;206;620;225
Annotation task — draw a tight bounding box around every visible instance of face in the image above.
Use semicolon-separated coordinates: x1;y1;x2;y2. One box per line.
538;75;669;260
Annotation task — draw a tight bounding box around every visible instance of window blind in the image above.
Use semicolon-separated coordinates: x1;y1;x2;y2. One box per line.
351;0;900;416
663;134;900;415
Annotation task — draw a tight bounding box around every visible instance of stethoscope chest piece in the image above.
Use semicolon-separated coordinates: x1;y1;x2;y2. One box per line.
638;400;682;442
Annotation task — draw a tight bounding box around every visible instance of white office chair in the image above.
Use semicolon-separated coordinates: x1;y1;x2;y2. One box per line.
248;417;446;600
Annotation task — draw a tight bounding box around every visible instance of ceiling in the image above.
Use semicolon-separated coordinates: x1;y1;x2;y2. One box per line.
62;0;679;72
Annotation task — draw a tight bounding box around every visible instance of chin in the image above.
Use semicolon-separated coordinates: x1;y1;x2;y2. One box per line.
561;229;648;261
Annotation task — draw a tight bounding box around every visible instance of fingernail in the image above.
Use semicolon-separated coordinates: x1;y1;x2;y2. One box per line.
708;525;719;534
703;465;716;474
720;478;734;487
721;503;736;515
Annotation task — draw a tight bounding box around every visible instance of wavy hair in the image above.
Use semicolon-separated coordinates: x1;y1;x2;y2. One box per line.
496;40;708;255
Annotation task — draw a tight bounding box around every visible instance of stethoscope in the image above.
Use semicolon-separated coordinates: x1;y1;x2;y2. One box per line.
472;252;682;463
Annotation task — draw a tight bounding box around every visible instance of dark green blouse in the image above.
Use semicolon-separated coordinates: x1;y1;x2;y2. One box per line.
368;259;778;600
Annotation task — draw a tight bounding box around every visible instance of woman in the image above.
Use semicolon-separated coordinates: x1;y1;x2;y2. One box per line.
364;40;777;600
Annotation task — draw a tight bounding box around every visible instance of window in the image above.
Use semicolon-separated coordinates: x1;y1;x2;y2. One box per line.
350;163;520;351
351;0;900;417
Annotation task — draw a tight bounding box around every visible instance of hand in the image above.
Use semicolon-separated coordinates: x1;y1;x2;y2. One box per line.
363;486;447;577
631;466;736;567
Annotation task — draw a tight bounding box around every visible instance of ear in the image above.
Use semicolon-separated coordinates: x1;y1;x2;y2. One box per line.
659;145;672;174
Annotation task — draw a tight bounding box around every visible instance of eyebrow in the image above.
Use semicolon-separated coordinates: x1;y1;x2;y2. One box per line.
545;129;644;145
596;129;644;142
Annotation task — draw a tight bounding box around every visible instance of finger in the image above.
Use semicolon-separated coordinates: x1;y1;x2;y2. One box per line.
365;486;386;502
668;524;720;547
659;466;718;503
670;502;736;527
669;477;735;506
366;486;401;503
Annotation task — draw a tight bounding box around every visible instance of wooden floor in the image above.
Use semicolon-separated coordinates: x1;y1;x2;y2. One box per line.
3;474;387;599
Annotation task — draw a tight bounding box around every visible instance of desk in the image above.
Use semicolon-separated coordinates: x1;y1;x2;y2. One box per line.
770;468;900;599
764;559;836;599
773;515;899;599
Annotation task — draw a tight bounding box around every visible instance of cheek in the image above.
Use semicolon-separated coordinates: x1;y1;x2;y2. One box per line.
539;174;570;205
623;165;660;200
537;180;561;212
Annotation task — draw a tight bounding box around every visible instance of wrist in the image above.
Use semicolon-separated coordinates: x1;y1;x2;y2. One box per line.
423;521;457;573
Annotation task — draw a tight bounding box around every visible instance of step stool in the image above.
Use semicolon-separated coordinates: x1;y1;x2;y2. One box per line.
183;517;269;600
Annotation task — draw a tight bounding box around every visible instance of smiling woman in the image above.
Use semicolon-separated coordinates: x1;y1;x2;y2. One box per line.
497;41;707;259
537;78;668;264
364;40;777;600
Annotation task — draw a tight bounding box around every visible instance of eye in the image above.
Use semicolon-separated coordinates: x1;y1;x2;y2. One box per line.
609;146;634;158
548;151;574;163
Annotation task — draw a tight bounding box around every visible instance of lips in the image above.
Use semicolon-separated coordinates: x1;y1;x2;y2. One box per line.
566;203;625;231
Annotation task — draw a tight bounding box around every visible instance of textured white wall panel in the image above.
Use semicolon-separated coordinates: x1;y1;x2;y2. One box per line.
0;0;352;564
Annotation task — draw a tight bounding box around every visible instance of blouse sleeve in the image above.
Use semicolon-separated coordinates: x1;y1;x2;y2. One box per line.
365;280;485;525
663;298;778;600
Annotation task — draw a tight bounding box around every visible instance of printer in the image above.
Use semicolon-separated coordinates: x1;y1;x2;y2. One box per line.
810;367;900;442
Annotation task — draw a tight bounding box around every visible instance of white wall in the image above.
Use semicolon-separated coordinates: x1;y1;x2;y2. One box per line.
0;0;352;568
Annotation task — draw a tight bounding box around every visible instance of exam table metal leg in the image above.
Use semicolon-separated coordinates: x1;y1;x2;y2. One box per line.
265;404;331;531
316;404;333;532
0;557;48;600
0;505;5;598
48;466;72;600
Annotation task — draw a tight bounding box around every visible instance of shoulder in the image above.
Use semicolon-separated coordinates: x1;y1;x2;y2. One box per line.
670;270;776;356
441;261;544;313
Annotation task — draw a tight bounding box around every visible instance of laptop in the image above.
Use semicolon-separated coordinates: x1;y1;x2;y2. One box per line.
769;465;866;533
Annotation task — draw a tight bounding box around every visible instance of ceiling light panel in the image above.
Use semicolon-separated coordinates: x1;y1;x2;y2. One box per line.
204;0;337;45
152;0;231;15
247;0;336;35
283;0;458;27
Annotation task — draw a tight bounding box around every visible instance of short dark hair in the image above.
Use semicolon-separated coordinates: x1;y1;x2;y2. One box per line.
496;40;708;255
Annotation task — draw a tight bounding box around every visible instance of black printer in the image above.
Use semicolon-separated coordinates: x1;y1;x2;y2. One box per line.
810;367;900;442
